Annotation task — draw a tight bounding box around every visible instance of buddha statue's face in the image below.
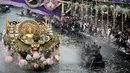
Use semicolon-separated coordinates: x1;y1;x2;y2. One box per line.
33;37;39;42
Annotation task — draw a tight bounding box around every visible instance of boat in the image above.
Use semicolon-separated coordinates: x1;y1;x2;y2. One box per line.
85;52;105;69
83;43;105;70
3;20;60;71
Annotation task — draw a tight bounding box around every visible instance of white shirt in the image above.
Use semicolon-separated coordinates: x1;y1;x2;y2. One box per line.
118;31;121;34
110;34;114;39
107;28;111;35
86;23;89;27
127;39;130;44
83;23;87;30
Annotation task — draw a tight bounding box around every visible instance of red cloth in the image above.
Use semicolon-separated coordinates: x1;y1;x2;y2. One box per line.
88;24;91;32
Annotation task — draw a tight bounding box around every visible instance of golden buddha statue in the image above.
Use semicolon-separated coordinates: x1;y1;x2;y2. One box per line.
31;30;40;53
27;26;32;34
31;43;40;53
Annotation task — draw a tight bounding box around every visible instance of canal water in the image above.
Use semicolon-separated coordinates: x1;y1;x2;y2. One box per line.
0;6;130;73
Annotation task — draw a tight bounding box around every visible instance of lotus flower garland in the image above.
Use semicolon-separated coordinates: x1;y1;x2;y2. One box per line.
5;52;60;68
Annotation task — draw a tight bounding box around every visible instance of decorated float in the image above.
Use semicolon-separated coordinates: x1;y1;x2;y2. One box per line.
4;20;60;71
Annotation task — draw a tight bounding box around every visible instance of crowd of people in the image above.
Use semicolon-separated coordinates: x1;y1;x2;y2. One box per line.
109;30;130;52
52;15;94;35
51;13;130;54
52;15;109;39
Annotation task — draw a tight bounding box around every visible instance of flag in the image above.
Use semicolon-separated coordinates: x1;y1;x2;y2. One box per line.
0;0;61;19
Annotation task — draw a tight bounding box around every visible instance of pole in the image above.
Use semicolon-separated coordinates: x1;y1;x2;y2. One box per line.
62;2;64;16
71;0;73;15
91;2;92;23
85;1;88;23
101;2;103;29
122;3;124;31
82;0;84;21
95;1;97;25
107;9;109;25
102;12;103;28
122;12;123;31
113;1;116;29
95;1;98;26
107;8;109;30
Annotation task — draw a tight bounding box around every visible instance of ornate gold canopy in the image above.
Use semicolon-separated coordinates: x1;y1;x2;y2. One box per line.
18;20;40;35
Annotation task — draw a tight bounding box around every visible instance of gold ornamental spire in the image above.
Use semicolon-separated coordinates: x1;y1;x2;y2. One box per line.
6;18;9;34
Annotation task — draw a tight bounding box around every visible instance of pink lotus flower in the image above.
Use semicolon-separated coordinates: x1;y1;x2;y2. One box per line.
34;63;39;68
33;52;40;59
18;59;28;67
55;55;60;61
40;56;45;61
43;61;47;65
46;58;54;65
26;54;32;60
5;56;13;63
